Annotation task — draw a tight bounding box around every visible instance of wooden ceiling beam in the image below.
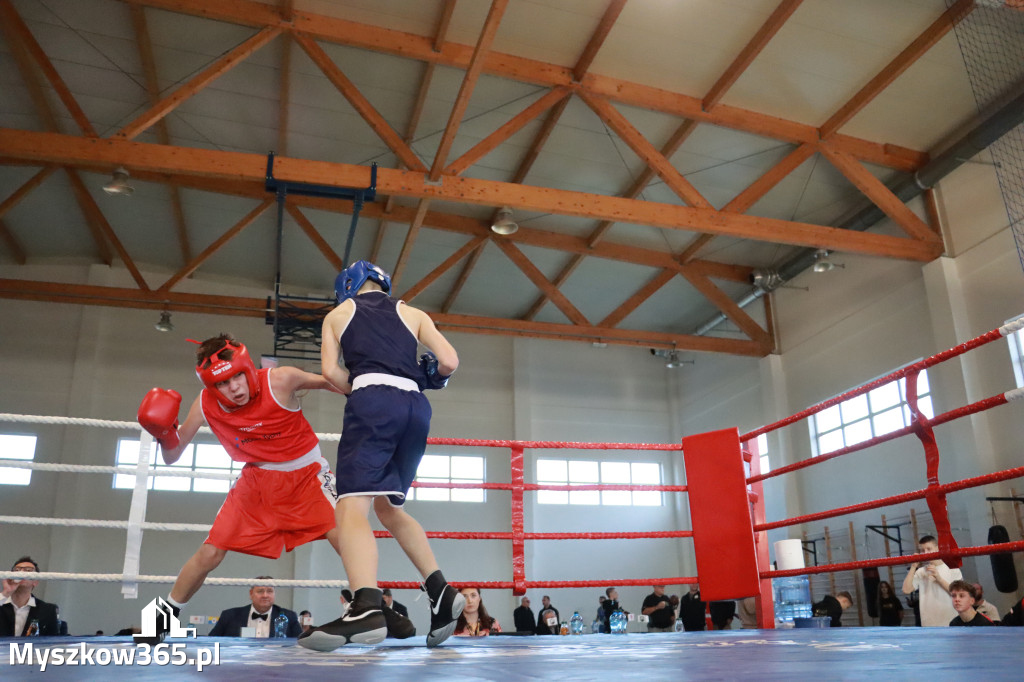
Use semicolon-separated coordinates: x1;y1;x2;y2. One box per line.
398;236;487;303
524;253;584;320
116;27;282;141
0;166;55;219
285;204;344;271
722;143;816;215
121;0;923;171
293;32;427;173
445;87;570;176
493;238;590;326
158;199;274;291
678;265;770;348
1;19;114;265
819;0;976;139
0;278;768;356
579;92;713;209
572;0;628;81
0;218;26;264
65;170;148;288
130;4;193;265
428;0;508;180
0;0;96;137
819;144;941;243
600;268;676;328
391;198;431;287
442;241;486;314
0;128;942;261
703;0;805;111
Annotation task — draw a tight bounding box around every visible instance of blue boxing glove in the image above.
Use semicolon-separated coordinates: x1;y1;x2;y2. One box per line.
419;352;451;390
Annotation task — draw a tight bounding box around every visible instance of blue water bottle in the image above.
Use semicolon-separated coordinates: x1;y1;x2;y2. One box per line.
273;613;288;638
570;611;584;635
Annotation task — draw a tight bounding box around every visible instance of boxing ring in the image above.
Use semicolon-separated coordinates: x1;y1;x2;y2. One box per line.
2;318;1024;678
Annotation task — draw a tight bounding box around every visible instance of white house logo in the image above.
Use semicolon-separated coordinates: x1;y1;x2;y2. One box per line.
134;597;196;641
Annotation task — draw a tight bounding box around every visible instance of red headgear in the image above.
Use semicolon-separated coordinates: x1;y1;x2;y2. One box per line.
195;339;259;408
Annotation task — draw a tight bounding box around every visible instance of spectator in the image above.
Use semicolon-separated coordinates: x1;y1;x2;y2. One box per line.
901;535;961;627
56;605;69;636
594;595;607;631
679;584;706;632
0;556;60;636
971;584;1000;623
454;587;501;637
877;581;904;626
513;596;535;633
1001;594;1024;626
641;585;675;632
737;596;758;629
812;591;852;627
299;610;313;634
709;601;736;630
948;581;994;627
382;589;409;618
94;630;104;636
208;577;301;637
536;595;560;635
601;588;627;634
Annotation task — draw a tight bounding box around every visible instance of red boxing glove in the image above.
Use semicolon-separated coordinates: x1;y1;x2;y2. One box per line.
138;388;182;451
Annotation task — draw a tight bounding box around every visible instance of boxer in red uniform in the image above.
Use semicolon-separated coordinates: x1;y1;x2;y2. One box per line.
137;334;412;643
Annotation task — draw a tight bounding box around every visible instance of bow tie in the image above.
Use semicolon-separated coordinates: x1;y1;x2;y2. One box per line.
251;612;269;621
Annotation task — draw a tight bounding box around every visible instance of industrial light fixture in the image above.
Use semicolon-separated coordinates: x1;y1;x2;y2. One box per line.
490;206;518;235
154;311;174;333
102;167;135;196
812;249;844;273
650;348;693;369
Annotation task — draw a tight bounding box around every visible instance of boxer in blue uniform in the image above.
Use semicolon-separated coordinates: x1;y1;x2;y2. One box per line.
299;261;463;651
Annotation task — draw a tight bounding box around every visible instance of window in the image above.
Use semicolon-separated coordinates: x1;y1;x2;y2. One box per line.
1009;320;1024;388
757;433;770;475
810;368;933;457
536;458;663;506
114;438;243;492
406;455;485;502
0;434;38;486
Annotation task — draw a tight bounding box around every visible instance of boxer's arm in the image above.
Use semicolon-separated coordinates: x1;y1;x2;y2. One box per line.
408;306;458;375
270;365;345;407
321;305;353;394
162;396;204;465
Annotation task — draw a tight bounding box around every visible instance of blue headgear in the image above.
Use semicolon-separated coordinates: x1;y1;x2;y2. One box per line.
335;260;392;303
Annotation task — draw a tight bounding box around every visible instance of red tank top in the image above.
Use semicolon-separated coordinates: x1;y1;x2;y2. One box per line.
201;368;320;463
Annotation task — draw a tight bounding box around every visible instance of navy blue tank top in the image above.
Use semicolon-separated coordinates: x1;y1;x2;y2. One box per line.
340;291;421;382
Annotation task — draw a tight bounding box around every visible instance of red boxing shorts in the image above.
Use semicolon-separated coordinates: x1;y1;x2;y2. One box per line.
206;449;339;559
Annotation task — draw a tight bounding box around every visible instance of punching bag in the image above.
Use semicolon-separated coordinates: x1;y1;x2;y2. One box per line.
988;525;1019;593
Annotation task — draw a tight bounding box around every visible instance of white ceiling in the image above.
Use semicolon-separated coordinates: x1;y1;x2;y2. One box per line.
0;0;1000;355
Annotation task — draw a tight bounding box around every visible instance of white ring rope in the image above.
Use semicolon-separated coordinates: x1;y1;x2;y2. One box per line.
0;412;342;441
0;460;237;480
1000;316;1024;336
0;572;348;588
1006;387;1024;403
0;515;212;532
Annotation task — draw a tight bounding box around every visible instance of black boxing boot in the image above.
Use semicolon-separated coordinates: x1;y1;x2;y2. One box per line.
297;587;387;651
422;570;465;648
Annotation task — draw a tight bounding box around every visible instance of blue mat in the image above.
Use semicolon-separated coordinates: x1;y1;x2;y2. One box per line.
3;629;1022;680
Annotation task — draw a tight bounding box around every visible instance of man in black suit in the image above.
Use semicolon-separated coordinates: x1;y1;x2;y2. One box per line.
208;577;301;638
513;596;535;633
381;588;409;618
1;556;60;636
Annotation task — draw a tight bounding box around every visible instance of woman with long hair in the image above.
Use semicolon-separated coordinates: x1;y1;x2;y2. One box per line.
877;581;904;626
454;587;502;637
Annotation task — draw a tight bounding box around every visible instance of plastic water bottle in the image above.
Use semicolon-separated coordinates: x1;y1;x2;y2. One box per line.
613;610;626;634
674;618;684;632
570;611;584;635
26;619;40;637
591;619;602;634
273;613;288;638
772;575;812;626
